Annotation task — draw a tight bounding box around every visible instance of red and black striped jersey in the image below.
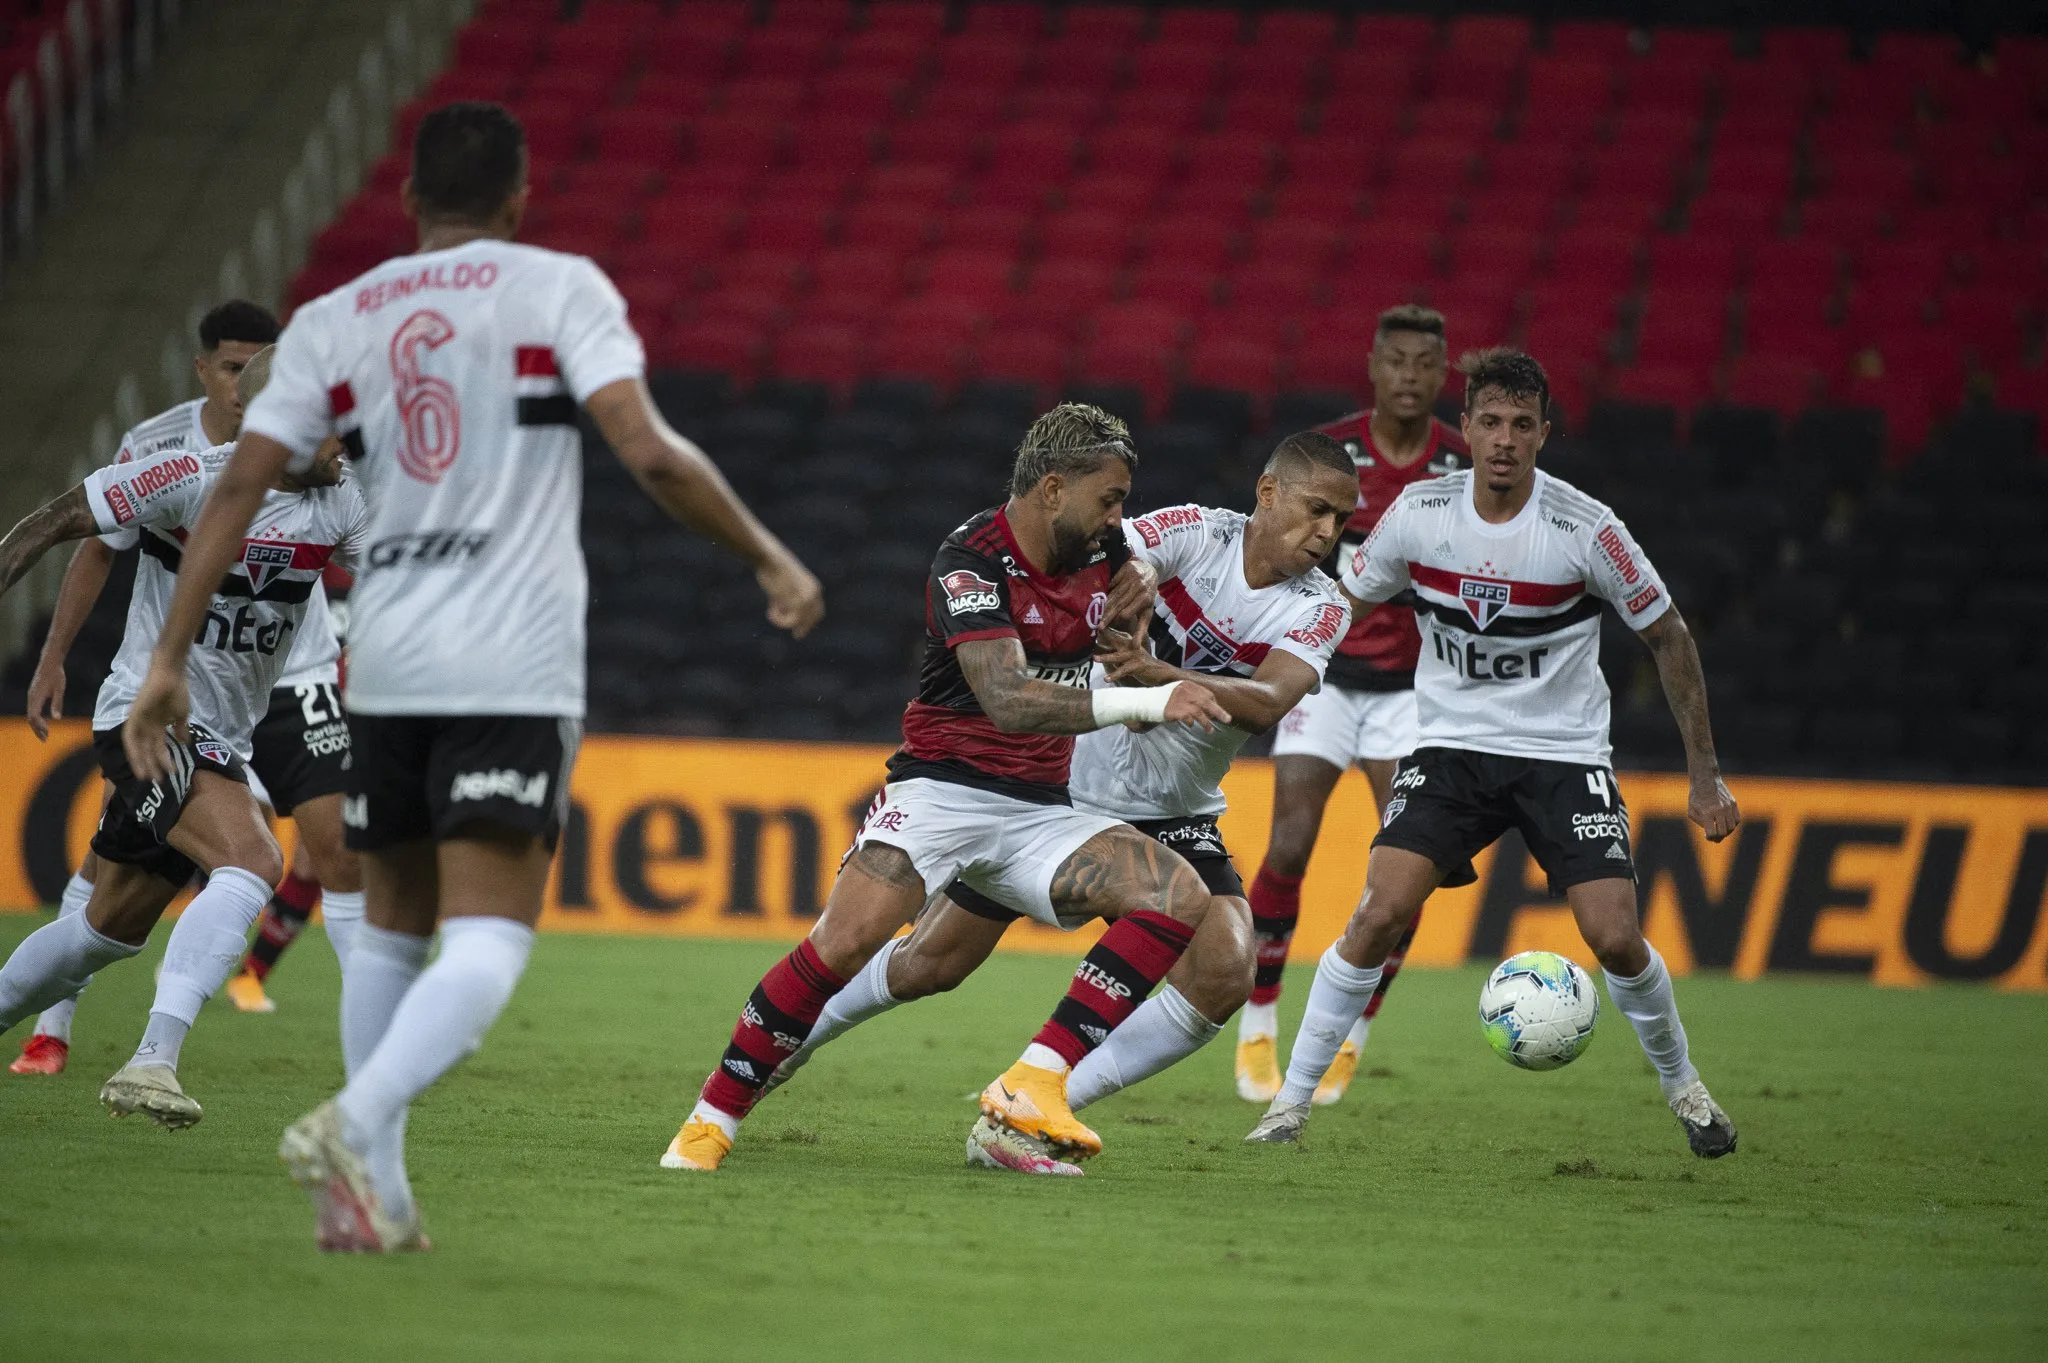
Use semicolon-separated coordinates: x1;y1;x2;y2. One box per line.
1313;410;1469;689
888;505;1129;805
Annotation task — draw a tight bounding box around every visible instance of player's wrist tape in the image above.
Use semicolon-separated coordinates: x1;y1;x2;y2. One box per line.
1091;683;1180;728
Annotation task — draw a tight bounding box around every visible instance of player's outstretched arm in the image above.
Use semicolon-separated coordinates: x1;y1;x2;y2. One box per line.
1094;628;1320;734
585;377;823;639
0;486;95;599
122;434;289;780
25;538;116;739
958;636;1230;735
1638;609;1739;842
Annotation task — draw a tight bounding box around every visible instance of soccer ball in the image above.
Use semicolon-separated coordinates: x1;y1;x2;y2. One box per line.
1479;951;1600;1071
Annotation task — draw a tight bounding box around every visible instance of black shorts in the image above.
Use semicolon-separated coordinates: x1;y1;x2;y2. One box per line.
90;721;249;885
344;713;582;851
948;813;1245;923
249;682;352;816
1373;746;1635;897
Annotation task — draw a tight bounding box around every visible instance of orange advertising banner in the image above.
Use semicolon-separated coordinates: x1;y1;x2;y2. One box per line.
3;720;2044;990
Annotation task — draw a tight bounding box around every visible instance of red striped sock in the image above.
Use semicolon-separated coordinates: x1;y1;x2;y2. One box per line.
1363;910;1420;1021
1247;864;1303;1007
700;940;848;1119
1031;910;1197;1068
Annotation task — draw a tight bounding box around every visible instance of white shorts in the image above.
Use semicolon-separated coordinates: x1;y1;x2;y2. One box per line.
853;778;1123;931
1270;684;1418;768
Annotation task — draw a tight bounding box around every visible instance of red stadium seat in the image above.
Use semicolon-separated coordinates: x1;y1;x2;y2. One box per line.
1548;21;1634;62
1143;215;1240;273
1247;218;1344;271
789;122;881;180
1347;220;1440;285
1852;240;1956;298
660;317;767;379
1155;8;1244;47
1131;41;1227;97
1724;354;1826;414
689;117;785;172
1228;260;1321;313
1750;238;1844;295
1267;178;1364;228
1060;4;1146;46
1113;87;1206;136
774;322;867;394
835;28;934;79
934;35;1032;91
1941;287;2029;370
451;23;547;79
937;203;1033;257
1609;362;1708;412
889;120;983;175
1634;287;1732;368
548;21;640;82
961;2;1045;40
1014;87;1108;129
974;328;1069;393
1315;91;1404;146
1411;98;1507;146
1285;136;1375;193
1076;334;1178;418
720;77;807;120
917;248;1018;304
1032;34;1125;95
1548;227;1643;286
1447;15;1534;60
985;122;1080;185
1760;26;1851;69
737;200;835;257
1818;149;1917;206
1184;333;1282;395
773;0;853;36
864;165;954;211
1447;225;1543;284
1686;192;1783;244
842;200;936;254
1425;281;1518;347
1230;48;1319;104
1795;195;1889;245
1647;233;1741;294
1386;138;1480;195
1128;262;1221;313
1063;173;1156;218
1041;209;1132;265
591;109;684;176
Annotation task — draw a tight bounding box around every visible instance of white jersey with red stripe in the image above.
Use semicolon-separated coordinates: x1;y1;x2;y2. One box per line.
1342;468;1670;766
81;443;369;756
1069;504;1349;820
99;397;343;692
241;239;646;717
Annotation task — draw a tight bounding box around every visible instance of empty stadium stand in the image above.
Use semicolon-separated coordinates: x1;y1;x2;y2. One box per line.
7;2;2045;785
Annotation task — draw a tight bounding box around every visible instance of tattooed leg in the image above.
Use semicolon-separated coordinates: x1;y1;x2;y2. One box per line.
809;842;931;978
1049;825;1211;930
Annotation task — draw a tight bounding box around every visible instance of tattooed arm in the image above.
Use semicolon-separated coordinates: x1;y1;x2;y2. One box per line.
1639;608;1740;842
956;637;1108;734
0;486;95;598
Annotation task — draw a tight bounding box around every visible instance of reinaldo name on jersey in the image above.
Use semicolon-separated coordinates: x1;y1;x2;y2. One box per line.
1342;469;1670;767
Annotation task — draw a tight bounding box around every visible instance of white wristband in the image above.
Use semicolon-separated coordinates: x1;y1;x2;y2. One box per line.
1090;683;1180;728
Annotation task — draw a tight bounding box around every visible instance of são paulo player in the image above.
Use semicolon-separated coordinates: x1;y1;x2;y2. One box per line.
0;346;366;1128
1237;304;1471;1107
1245;349;1740;1158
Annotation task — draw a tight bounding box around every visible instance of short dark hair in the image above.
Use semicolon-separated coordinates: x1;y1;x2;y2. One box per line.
1010;402;1137;496
412;102;526;224
197;300;280;352
1459;346;1551;419
1264;430;1354;481
1375;304;1447;346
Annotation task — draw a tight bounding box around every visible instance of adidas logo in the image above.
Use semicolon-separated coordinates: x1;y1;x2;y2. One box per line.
1079;1024;1109;1046
1022;604;1044;624
723;1058;759;1081
1606;841;1629;861
1433;539;1455;557
1194;576;1219;595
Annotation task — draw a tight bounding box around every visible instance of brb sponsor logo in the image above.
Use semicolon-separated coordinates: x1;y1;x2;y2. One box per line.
449;768;549;806
939;569;1002;617
1286;602;1348;650
366;529;493;569
1460;578;1512;628
1573;811;1628;842
1031;659;1093;688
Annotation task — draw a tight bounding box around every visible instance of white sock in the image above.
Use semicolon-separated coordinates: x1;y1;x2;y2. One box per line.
1070;986;1221;1110
340;922;431;1079
337;917;534;1215
140;864;272;1059
132;1011;190;1070
1603;945;1699;1098
1346;1014;1372;1050
0;907;142;1032
776;936;905;1080
1020;1042;1070;1073
319;889;366;972
1236;999;1277;1042
31;871;96;1041
1277;945;1383;1107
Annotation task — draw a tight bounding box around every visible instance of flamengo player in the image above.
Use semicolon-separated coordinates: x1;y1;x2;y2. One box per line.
122;103;823;1251
1245;349;1740;1157
1237;305;1469;1107
662;403;1231;1174
0;349;366;1127
756;434;1359;1174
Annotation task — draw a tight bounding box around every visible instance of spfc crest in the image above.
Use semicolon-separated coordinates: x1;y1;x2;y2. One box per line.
1459;578;1511;629
243;541;295;594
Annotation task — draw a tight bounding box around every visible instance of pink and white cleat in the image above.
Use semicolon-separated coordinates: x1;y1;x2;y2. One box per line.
965;1115;1085;1177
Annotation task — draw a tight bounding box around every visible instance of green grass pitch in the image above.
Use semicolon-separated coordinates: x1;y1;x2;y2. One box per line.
1;914;2042;1362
